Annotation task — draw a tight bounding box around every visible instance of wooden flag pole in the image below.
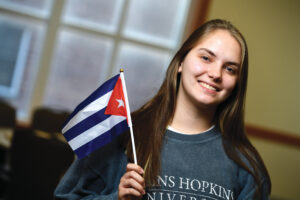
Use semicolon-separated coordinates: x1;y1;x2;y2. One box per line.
119;68;137;164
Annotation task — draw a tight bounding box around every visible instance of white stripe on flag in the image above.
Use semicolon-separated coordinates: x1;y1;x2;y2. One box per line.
62;91;113;133
68;115;126;150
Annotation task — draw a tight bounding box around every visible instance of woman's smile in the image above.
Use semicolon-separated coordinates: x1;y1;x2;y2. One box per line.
198;81;220;93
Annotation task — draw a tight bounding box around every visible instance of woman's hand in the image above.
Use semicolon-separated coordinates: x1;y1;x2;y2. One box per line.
118;163;146;200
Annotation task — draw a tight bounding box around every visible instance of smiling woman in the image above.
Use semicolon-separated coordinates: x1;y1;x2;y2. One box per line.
54;19;271;200
176;30;241;123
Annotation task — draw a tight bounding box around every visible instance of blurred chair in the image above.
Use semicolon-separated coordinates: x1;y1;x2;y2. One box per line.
0;100;15;198
8;107;74;200
31;107;70;135
0;100;15;128
0;99;15;150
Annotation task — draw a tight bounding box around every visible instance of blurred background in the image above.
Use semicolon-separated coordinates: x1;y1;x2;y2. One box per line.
0;0;299;199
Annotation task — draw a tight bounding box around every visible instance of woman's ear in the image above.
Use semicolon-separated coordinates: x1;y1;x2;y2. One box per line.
178;63;183;73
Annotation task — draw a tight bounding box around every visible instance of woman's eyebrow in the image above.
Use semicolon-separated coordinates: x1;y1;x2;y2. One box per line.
226;61;241;68
198;48;216;57
199;48;241;67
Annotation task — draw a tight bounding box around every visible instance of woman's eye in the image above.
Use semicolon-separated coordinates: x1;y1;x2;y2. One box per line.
201;56;210;62
225;66;236;74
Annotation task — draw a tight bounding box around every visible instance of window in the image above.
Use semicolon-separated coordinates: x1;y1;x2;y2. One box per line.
0;0;191;122
0;22;31;99
0;5;47;120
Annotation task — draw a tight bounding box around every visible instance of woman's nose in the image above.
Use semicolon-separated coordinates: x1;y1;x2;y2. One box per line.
207;65;222;81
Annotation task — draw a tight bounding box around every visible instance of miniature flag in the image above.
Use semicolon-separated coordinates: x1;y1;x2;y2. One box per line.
61;74;129;159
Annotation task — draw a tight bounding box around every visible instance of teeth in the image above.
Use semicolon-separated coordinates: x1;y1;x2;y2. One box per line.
200;82;217;91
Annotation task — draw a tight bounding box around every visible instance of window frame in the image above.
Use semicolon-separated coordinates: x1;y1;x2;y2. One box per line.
0;0;211;124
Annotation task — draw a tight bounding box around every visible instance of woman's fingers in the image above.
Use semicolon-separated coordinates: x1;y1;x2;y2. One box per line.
126;164;145;185
121;173;145;194
126;163;144;174
118;164;146;200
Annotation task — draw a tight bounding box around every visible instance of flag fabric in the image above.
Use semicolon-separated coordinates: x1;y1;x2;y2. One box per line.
62;74;129;159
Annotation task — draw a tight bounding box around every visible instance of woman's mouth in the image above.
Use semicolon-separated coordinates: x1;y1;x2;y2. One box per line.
199;81;220;92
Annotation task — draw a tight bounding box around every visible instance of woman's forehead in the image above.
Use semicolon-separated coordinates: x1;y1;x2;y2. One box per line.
193;30;242;63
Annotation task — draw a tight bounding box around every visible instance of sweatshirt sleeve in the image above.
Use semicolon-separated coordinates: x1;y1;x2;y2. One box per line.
236;168;270;200
54;141;127;200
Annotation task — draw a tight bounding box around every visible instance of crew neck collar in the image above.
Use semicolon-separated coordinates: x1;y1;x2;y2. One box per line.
165;125;220;142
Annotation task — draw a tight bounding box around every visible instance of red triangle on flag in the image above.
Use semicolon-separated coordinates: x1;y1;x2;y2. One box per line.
105;77;127;118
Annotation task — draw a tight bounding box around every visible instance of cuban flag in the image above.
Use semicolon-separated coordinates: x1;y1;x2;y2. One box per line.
61;74;129;159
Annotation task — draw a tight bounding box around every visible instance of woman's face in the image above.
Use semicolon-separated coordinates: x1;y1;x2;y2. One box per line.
178;29;241;110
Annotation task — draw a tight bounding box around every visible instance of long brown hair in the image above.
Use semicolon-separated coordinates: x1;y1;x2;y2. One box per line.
125;19;271;197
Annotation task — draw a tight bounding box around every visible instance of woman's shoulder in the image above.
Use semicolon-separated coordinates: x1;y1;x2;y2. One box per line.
231;145;271;199
54;138;128;199
236;165;270;200
85;136;128;176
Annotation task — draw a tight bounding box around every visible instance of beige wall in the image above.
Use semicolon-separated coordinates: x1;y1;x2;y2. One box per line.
207;0;300;199
250;136;300;199
208;0;300;135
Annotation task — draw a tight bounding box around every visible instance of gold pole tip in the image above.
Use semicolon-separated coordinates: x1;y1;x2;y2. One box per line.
120;68;124;72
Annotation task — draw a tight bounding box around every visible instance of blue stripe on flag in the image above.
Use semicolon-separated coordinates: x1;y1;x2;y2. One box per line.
63;74;120;128
63;107;109;141
74;120;128;159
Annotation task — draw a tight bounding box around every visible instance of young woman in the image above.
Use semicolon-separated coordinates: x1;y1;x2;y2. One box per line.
55;19;271;200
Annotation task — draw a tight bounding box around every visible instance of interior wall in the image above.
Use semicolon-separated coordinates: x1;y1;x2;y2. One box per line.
207;0;300;199
250;136;300;199
208;0;300;135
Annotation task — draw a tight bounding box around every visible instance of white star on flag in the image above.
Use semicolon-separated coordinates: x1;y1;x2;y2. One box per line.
116;98;125;108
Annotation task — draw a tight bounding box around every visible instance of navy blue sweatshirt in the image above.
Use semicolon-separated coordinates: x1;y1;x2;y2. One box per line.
54;127;269;199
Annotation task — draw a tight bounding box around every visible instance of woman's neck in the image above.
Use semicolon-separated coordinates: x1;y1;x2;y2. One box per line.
170;95;216;134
